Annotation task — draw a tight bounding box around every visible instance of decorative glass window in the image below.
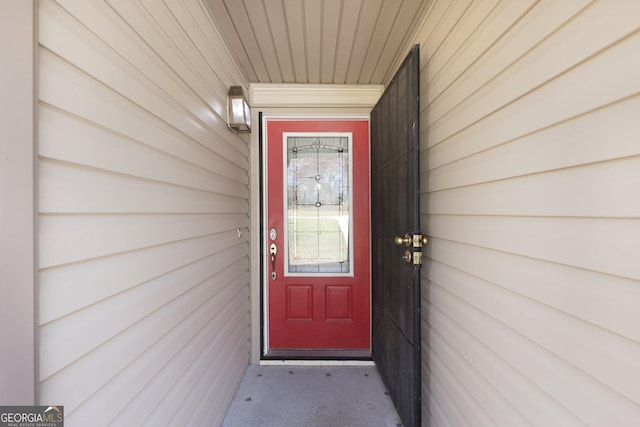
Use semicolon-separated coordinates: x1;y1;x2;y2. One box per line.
284;134;353;275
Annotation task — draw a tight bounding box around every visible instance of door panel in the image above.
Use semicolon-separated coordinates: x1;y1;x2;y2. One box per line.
265;119;370;351
371;45;421;427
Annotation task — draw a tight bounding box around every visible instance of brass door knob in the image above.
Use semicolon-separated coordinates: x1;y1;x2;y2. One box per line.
395;234;411;246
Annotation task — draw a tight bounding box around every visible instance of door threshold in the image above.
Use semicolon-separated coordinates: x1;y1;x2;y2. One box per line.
260;359;375;366
262;349;372;362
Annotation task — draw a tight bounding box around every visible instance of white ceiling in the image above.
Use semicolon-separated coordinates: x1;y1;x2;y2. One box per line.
205;0;431;84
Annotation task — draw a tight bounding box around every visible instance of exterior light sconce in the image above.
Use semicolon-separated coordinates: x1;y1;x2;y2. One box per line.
227;85;251;133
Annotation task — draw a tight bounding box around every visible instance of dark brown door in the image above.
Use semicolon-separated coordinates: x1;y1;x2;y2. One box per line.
371;45;422;427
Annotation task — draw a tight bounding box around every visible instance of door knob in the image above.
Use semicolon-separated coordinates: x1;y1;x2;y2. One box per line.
394;234;411;246
395;233;428;247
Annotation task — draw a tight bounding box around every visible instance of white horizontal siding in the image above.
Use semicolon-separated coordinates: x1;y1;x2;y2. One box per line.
38;1;250;426
407;0;640;425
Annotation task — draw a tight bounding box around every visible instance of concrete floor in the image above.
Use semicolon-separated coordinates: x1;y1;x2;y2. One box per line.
222;364;403;427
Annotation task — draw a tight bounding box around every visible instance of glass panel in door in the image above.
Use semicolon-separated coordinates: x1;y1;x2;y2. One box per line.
285;135;352;275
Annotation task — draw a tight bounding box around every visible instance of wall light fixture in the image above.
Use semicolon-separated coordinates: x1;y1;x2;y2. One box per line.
227;85;251;133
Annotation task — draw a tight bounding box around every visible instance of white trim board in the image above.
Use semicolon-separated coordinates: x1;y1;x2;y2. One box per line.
250;83;384;108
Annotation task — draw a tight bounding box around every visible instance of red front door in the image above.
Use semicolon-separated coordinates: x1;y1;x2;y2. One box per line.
265;118;370;351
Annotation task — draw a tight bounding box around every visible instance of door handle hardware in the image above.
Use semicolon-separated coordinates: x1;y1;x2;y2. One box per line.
395;233;428;247
413;251;423;265
412;234;428;248
395;234;411;246
269;243;277;280
402;249;424;265
397;233;428;264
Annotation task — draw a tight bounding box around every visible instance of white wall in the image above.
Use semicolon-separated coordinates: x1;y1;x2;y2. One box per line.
409;1;640;425
0;0;36;405
37;1;250;425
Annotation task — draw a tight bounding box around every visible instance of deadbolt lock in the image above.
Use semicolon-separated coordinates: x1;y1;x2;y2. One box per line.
413;251;423;265
402;250;412;264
